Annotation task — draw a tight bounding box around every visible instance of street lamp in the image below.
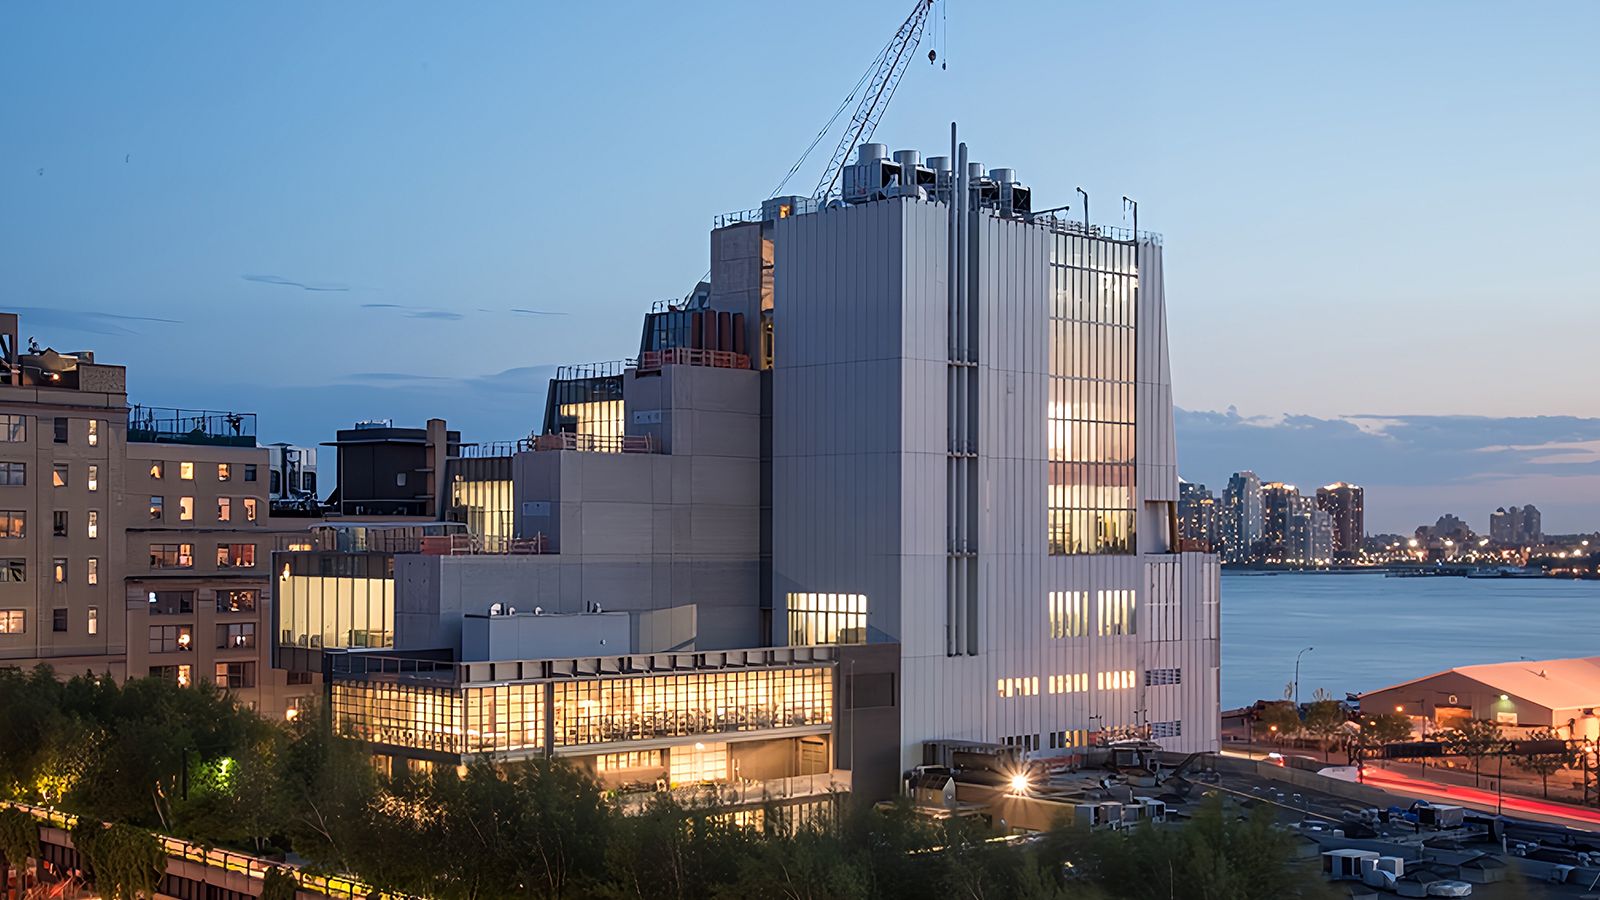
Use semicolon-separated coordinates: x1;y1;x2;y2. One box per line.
1294;646;1315;709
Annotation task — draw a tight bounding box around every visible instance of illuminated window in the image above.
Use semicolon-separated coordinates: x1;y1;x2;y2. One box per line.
217;497;232;522
450;476;514;551
786;592;867;645
87;606;98;635
0;415;25;442
669;742;729;786
150;665;192;687
217;622;255;649
86;510;98;539
1096;589;1136;636
218;463;231;481
180;462;194;481
1047;235;1138;556
1047;673;1088;694
596;750;666;772
216;543;255;568
149;496;164;520
149;544;194;569
244;498;257;521
150;462;164;480
87;558;98;585
1096;669;1136;691
87;465;98;492
0;610;23;633
179;496;194;521
996;676;1040;698
53;558;67;584
0;512;23;538
87;419;98;447
216;589;258;613
149;624;193;653
213;663;255;689
1047;591;1087;638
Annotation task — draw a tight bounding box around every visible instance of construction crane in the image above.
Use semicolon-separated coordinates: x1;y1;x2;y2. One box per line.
813;0;938;200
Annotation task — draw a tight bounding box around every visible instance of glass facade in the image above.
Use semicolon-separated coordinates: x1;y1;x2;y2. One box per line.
331;666;833;758
449;458;515;550
785;593;867;645
1048;234;1138;555
278;556;394;652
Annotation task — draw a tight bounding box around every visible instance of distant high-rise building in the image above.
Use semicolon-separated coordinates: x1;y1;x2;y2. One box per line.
1432;513;1473;543
1490;504;1543;545
1260;482;1300;559
1221;471;1263;562
1178;481;1218;551
1315;482;1365;558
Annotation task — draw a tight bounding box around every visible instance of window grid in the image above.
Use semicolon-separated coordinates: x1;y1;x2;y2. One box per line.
1047;673;1088;694
216;543;255;568
1096;589;1136;636
1048;235;1138;556
1047;590;1087;638
0;560;24;582
149;543;194;569
0;512;22;538
0;610;23;633
1144;667;1182;686
217;589;258;613
786;592;867;645
0;415;25;442
1096;669;1136;691
1151;720;1182;739
149;624;194;653
0;463;27;486
997;676;1040;698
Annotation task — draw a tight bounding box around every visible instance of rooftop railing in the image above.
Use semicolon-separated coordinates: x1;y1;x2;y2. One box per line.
127;404;257;447
638;348;751;373
328;644;838;686
524;432;657;454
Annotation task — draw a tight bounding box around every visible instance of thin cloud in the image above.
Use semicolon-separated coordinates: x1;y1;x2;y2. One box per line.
359;303;464;321
242;274;350;292
510;308;569;317
11;306;182;337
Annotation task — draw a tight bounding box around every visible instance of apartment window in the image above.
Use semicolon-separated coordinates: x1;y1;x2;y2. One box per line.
52;463;68;488
0;463;28;486
52;608;67;632
215;662;255;689
149;461;164;480
149;543;194;569
0;610;24;633
86;510;98;539
216;589;258;613
87;557;98;585
179;462;195;480
87;465;98;492
244;464;257;482
87;419;98;446
53;558;66;584
216;659;256;685
54;418;68;443
216;543;256;568
149;496;164;520
218;463;231;481
148;590;195;615
0;415;25;442
178;496;194;521
217;497;232;522
1047;673;1088;694
0;559;23;582
1144;667;1183;687
149;624;193;653
0;511;24;538
217;622;256;649
286;671;313;686
87;606;98;635
244;497;258;521
1047;590;1087;639
1097;589;1136;636
149;664;192;687
54;511;68;537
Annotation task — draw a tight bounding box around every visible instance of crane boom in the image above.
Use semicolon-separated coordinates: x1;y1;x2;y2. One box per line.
814;0;936;200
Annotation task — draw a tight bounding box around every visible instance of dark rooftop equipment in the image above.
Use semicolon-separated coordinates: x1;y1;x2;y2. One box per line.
323;420;460;517
127;405;257;447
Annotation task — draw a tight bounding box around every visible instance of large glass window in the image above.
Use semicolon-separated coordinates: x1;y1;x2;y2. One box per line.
217;589;258;613
217;622;256;649
450;476;515;551
148;590;195;614
0;559;24;582
149;624;194;653
278;560;395;651
149;543;194;569
1048;235;1138;555
149;665;192;687
1096;589;1136;636
1047;591;1087;638
786;593;867;645
0;415;25;442
550;667;833;749
214;662;255;689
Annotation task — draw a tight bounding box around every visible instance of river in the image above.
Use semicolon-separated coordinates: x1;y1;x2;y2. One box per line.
1221;572;1600;709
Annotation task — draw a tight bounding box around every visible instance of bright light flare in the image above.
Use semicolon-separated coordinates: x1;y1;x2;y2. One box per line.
1009;772;1031;794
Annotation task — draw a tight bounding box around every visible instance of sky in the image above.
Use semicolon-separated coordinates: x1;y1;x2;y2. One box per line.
3;1;1597;533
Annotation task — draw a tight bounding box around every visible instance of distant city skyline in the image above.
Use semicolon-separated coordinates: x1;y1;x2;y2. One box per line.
5;2;1596;532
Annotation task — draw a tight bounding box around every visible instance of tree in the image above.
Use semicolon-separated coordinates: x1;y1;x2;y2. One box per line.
1257;702;1301;747
1443;719;1504;787
1302;692;1348;762
70;822;166;900
1515;729;1572;799
258;867;299;900
0;806;39;877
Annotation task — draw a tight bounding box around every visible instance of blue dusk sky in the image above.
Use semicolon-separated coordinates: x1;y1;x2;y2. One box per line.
3;2;1596;533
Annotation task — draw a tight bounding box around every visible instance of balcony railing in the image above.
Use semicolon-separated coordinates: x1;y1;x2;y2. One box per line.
419;533;551;555
523;432;657;454
638;348;751;373
127;405;257;447
612;770;851;814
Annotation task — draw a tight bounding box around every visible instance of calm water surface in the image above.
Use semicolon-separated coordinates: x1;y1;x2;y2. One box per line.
1222;573;1600;708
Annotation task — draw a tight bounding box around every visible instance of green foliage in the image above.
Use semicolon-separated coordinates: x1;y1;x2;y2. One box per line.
1302;694;1348;760
1444;718;1505;786
259;866;300;900
1515;728;1573;799
1256;701;1301;742
71;821;166;900
0;806;39;870
1358;712;1415;748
